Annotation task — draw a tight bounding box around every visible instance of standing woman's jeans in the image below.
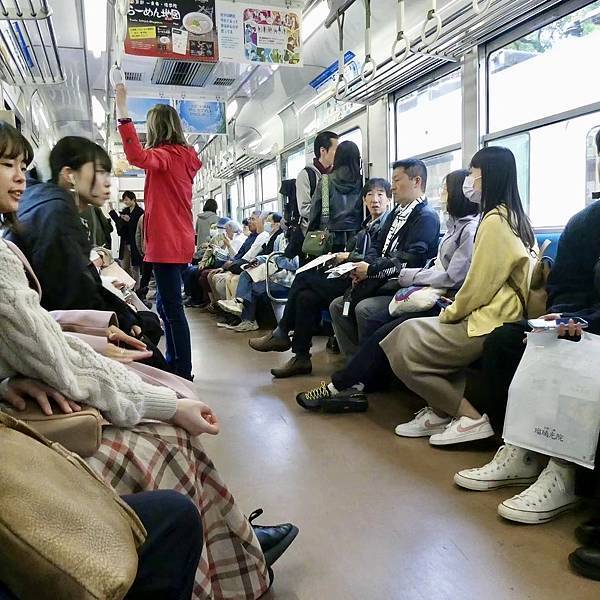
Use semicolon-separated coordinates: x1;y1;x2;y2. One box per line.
153;264;193;380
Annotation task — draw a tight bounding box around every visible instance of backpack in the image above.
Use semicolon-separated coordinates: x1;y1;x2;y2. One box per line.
510;239;554;318
281;167;318;259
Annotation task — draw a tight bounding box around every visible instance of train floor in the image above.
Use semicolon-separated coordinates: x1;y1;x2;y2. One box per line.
187;310;598;600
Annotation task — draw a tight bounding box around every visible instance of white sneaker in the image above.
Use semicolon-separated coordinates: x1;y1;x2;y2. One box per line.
429;414;494;446
216;321;235;329
218;299;243;316
394;407;452;438
232;320;259;332
498;458;580;524
454;444;543;491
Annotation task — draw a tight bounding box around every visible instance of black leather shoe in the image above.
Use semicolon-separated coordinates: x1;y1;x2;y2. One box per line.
271;355;312;378
569;546;600;580
249;509;299;567
297;382;368;413
575;518;600;547
326;336;340;354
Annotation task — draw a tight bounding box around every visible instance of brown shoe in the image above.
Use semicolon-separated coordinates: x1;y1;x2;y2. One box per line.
249;332;291;353
271;355;312;379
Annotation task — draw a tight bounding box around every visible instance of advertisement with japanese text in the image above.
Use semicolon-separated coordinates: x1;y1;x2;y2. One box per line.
125;0;219;62
215;1;302;67
175;99;227;135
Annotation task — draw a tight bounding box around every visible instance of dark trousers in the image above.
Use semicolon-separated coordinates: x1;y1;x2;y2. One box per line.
279;270;350;356
0;490;203;600
331;308;439;392
199;268;218;304
138;261;154;296
154;264;193;380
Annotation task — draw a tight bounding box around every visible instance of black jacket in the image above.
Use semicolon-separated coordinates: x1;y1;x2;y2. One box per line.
308;166;363;250
546;200;600;333
347;212;389;260
365;200;440;279
109;204;144;266
8;178;139;333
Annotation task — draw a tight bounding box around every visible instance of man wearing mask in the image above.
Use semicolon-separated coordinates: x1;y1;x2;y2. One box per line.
297;131;339;233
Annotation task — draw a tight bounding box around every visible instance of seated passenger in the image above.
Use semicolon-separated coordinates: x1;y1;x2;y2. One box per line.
248;178;390;378
307;140;364;252
330;147;533;442
297;169;479;410
8;137;157;347
330;164;459;357
218;217;299;332
207;210;270;310
0;122;295;598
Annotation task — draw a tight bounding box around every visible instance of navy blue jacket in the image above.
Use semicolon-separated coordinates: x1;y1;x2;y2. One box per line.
365;199;440;279
546;200;600;333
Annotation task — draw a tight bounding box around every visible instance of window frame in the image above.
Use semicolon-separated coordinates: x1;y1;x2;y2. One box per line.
281;145;306;180
391;63;462;163
259;160;279;205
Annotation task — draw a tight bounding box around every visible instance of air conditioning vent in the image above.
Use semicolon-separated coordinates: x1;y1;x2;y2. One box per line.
124;71;143;82
213;77;235;86
152;60;215;86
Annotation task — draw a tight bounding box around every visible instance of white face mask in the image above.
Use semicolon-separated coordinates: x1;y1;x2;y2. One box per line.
264;222;273;233
463;175;482;204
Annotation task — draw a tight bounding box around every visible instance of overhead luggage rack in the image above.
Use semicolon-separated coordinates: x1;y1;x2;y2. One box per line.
330;0;568;105
0;0;64;86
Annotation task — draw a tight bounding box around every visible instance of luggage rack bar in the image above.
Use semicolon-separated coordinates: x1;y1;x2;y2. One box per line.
0;0;64;85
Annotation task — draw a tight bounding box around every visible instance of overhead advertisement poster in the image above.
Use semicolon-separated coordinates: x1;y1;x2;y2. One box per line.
175;99;227;135
215;1;302;67
128;97;171;132
125;0;219;62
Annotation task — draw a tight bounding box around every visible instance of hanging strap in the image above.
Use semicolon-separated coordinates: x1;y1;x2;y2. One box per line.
335;14;347;100
361;0;377;82
391;0;410;65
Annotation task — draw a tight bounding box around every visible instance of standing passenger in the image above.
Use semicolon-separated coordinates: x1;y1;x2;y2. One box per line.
115;83;201;381
195;197;219;246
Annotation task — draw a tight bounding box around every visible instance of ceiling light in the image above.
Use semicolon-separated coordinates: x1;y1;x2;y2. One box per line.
84;0;107;59
302;1;328;43
92;96;106;128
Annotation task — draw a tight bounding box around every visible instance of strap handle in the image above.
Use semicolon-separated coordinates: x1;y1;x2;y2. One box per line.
322;175;330;222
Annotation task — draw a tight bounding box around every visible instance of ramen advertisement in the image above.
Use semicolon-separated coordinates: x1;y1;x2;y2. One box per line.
215;1;303;66
125;0;219;62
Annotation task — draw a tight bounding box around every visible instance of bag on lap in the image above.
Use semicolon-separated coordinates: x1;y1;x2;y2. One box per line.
0;411;146;600
388;285;446;316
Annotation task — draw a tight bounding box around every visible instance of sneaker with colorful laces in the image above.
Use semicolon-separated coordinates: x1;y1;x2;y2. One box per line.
232;320;259;332
454;444;543;491
394;407;451;438
497;458;579;524
296;382;367;413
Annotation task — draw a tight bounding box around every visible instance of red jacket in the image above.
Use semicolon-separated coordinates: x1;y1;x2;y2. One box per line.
118;121;202;264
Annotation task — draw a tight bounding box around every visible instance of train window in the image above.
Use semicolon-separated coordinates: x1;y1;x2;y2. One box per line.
284;148;306;179
488;1;600;133
260;162;278;204
227;180;239;220
586;126;600;200
395;69;461;159
242;172;257;211
339;128;363;152
213;191;223;214
422;149;462;223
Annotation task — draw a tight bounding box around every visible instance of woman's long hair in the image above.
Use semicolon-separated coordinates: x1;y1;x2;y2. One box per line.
0;121;34;231
146;104;188;148
470;146;534;248
332;140;362;183
50;137;111;185
445;169;479;219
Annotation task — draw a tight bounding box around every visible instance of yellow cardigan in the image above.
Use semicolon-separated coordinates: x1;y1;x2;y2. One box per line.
439;206;532;337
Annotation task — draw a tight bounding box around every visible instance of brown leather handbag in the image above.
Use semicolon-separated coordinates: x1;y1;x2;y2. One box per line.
0;411;146;600
2;400;105;458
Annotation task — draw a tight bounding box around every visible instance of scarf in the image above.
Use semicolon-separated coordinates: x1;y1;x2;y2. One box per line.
382;198;423;256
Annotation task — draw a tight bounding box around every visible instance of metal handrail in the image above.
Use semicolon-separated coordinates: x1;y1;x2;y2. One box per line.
265;251;288;304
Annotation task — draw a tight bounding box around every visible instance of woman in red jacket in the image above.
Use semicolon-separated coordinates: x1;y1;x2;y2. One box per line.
116;83;201;380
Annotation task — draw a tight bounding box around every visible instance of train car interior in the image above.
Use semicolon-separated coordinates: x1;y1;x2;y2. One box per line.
0;0;599;599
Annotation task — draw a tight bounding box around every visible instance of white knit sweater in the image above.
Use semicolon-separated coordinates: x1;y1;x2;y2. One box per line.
0;240;177;426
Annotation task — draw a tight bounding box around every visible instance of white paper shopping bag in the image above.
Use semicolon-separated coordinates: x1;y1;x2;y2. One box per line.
503;331;600;469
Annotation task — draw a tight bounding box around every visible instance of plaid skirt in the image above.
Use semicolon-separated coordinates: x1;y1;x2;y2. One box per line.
85;422;269;600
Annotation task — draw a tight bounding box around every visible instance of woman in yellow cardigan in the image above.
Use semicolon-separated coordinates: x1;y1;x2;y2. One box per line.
381;146;535;446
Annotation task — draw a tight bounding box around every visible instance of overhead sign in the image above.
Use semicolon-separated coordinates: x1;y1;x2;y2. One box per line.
125;0;219;62
215;1;302;67
175;99;227;135
309;51;356;90
128;97;171;132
